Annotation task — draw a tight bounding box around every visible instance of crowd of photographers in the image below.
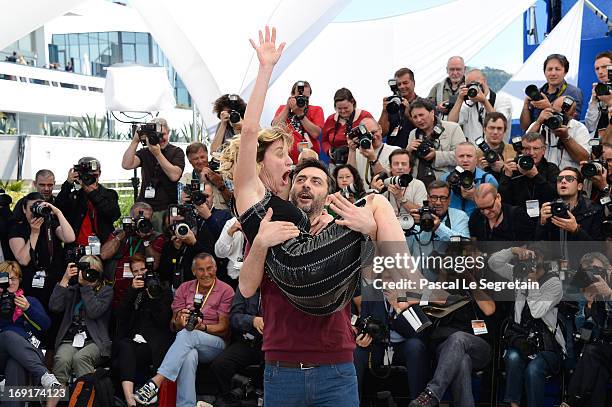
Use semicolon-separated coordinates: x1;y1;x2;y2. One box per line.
0;49;610;407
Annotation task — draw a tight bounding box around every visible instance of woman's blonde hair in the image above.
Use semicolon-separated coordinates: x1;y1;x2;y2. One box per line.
0;261;21;280
79;255;104;273
219;126;293;181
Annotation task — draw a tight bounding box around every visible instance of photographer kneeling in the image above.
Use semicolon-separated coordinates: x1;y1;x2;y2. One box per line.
114;254;173;407
562;252;612;407
0;261;61;405
488;246;565;407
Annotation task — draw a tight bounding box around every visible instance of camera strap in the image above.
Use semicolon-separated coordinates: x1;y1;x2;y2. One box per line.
476;91;497;127
364;146;385;184
195;279;216;312
128;237;143;257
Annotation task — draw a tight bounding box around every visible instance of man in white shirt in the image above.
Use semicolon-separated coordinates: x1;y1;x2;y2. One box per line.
215;218;245;281
448;69;512;143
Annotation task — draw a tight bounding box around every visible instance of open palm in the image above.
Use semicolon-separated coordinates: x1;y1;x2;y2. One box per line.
249;26;286;67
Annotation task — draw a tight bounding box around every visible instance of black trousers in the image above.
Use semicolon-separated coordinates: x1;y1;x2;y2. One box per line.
210;340;262;394
114;337;153;383
567;342;612;407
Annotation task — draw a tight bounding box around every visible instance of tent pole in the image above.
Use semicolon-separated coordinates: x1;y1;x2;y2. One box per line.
584;0;612;34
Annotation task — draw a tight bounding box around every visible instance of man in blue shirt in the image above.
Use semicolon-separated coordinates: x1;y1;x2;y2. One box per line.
441;142;498;217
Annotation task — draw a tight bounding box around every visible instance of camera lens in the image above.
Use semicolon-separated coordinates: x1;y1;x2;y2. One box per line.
517;155;535;171
581;161;603;178
229;110;241;124
467;86;478;98
524;84;543;101
484;150;498;164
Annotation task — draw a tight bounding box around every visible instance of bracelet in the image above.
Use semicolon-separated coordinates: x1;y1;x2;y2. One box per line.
369;159;379;166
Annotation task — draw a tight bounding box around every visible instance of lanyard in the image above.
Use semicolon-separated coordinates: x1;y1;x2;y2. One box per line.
195;279;216;310
364;146;384;184
128;237;143;257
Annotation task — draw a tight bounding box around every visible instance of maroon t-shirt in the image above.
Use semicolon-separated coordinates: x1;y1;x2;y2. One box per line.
261;274;355;364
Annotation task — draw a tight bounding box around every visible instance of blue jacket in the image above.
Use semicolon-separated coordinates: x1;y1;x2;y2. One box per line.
0;295;51;339
441;167;498;217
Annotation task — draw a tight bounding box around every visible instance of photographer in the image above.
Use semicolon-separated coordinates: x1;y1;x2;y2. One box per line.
0;261;61;406
12;169;56;221
585;51;612;135
406;98;466;185
378;68;419;148
210;93;246;153
498;132;560;208
487;246;565;407
440;142;498;217
347;117;399;186
185;142;232;210
215;217;245;285
49;255;113;386
428;56;466;117
527;95;590;169
333;164;366;203
322;87;373;165
448;69;512;143
535;167;604;241
100;202;164;309
520;53;583;131
134;253;234;407
114;254;173;407
55;157;120;248
122;117;186;232
475;113;516;181
271;80;324;164
562;252;612;407
210;287;263;399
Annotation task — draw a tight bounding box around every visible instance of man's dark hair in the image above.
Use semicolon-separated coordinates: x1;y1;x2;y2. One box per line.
389;149;411;167
522;132;546;145
427;180;450;195
22;192;44;214
560;166;583;184
291;80;312;96
409;97;435;112
543;54;570;73
483;112;508;131
293;158;335;194
212;94;247;119
186;142;208;156
394;67;415;82
332;164;365;196
595;50;612;62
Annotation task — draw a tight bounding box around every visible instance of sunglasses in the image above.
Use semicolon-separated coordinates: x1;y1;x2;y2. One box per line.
556;175;576;183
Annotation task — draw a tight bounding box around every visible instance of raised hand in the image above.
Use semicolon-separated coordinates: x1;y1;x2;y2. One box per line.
249;26;286;67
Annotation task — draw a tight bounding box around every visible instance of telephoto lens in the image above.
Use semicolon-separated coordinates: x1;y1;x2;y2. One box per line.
581;161;604;178
524;84;544;101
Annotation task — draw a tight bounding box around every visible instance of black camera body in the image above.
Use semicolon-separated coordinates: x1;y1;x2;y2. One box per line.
329;145;349;165
419;200;435;232
550;198;570;219
227;94;242;124
77;261;100;283
184;180;208;206
141;260;162;298
465;81;482;99
186;293;204;332
570;267;608;290
525;84;544;101
594;66;611;98
0;272;15;321
515;154;535;171
353;315;388;343
31;201;52;219
123;210;153;236
442;94;458;112
73;160;98;186
513;257;537;279
475;137;498;164
137;123;163;146
385;79;403;114
446;166;475;193
295;81;308;108
581;160;605;179
415;124;443;160
228;374;263;403
349;124;373;149
544;96;574;130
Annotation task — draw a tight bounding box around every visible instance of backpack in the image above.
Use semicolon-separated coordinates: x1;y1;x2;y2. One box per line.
68;368;115;407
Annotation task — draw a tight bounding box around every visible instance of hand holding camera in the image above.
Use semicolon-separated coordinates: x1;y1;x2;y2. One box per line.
355;333;373;348
582;274;612;301
61;263;79;286
219;110;230;123
132;274;145;290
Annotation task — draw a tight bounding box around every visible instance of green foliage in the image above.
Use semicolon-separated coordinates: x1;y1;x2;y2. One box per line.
178;122;203;143
41;122;70;137
115;193;135;227
0;180;26;210
480;66;512;93
0;112;17;135
70;114;107;138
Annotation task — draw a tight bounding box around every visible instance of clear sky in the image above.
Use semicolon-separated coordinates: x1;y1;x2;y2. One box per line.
334;0;525;74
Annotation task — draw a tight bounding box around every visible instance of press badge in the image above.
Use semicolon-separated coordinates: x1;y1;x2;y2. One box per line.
144;186;156;199
28;334;41;349
122;263;133;279
133;334;147;344
32;271;46;289
526;200;540;218
471;320;488;335
73;331;87;348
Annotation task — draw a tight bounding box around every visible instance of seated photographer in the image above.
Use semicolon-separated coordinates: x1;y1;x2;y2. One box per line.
475;113;516;181
535;167;604;241
49;255;113;387
585;51;612;135
210;287;263;399
134;253;234;407
55;157;120;249
447;69;512;143
122;117;186;232
427;56;466;118
185;142;232;210
215;217;245;285
371;149;427;214
410;264;496;407
114;254;173;407
333;164;366;203
347;117;399;187
520;53;583;131
271;80;324;164
353;283;430;402
12;169;56;222
487;246;565;407
580;133;611;204
322;87;373;165
378;67;419;148
406;98;466;185
100;202;164;309
498;132;559;208
0;261;61;405
210;93;246;153
440;142;498;217
526;95;590;170
469;184;535;241
562;252;612;407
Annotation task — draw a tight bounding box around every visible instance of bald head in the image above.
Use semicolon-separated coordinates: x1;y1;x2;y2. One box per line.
475;183;498;200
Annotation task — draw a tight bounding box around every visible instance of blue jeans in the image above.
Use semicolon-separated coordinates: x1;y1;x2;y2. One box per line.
157;329;225;407
503;348;561;407
264;362;359;407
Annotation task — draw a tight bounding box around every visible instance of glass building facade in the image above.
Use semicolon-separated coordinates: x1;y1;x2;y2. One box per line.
51;31;191;107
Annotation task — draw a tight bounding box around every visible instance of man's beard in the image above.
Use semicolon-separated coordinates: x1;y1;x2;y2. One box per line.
290;189;325;219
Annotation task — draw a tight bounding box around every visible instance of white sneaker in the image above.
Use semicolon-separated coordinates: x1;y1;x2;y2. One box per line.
133;380;159;405
40;372;61;389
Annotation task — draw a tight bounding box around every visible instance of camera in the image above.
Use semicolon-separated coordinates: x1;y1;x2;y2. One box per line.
349;124;373;149
169;204;197;232
77;261;100;283
475;137;499;164
515;154;535;171
341;183;359;199
589;138;604;159
185;293;204;332
594;66;611;97
385;79;403;114
73;160;98;186
140;257;162;298
380;172;413;188
513;257;537;279
570;266;608;290
419;200;435;232
329;145;349;165
581;160;605;178
208;158;221;173
0;188;12;207
465;81;481;99
295;81;308;108
0;272;15;320
524;84;544;101
31;201;52;218
227;94;242;124
137;122;163;146
415;124;443;160
170;222;191;238
550;198;569;219
446;166;475;193
123;210;153;235
544;96;573;130
65;245;92;266
353;315;388;343
442;94;458;112
184;180;208;206
228;374;263;403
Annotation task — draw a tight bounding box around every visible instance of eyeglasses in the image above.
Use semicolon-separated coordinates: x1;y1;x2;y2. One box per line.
8;277;19;282
556;175;576;183
522;146;543;153
477;196;498;213
429;195;449;202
